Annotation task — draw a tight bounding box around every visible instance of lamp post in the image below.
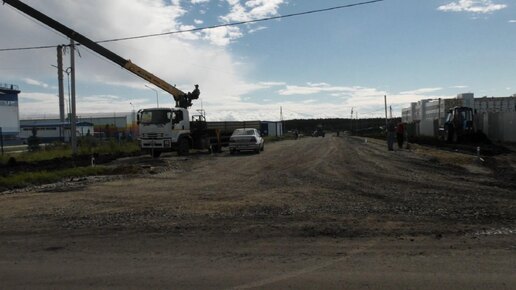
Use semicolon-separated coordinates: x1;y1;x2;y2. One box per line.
145;84;159;108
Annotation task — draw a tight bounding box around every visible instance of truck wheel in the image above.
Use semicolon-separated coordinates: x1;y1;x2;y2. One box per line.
151;150;161;158
211;144;221;153
178;138;189;156
445;129;453;143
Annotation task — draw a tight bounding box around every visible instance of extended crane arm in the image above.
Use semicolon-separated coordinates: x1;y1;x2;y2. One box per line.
3;0;187;101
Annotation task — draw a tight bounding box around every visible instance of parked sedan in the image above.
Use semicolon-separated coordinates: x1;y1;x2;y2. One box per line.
229;128;264;154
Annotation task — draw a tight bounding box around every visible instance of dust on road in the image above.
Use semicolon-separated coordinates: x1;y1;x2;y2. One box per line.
0;135;514;289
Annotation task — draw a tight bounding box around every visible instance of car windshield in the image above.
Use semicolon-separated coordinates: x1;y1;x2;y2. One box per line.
232;129;255;136
139;110;172;124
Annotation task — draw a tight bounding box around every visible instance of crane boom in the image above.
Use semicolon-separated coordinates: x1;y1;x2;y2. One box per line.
3;0;191;102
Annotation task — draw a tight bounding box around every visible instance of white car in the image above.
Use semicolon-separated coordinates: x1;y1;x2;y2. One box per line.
229;128;264;154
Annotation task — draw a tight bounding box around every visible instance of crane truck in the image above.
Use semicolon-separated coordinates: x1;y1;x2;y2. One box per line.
3;0;256;157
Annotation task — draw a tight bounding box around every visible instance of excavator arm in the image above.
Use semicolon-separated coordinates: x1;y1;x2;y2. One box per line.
3;0;197;106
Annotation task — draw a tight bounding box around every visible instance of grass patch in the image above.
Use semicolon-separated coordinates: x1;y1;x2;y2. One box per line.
0;140;140;164
0;166;113;190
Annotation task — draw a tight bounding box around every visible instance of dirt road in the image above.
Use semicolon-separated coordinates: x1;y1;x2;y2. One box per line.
1;136;515;289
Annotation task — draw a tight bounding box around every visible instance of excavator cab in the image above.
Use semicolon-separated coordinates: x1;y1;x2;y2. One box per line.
441;107;475;143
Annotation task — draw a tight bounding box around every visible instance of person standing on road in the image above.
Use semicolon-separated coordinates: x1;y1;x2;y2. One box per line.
396;122;405;149
386;120;396;151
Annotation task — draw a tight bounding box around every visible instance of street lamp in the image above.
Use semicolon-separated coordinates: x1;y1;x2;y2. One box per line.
50;65;72;119
145;84;159;108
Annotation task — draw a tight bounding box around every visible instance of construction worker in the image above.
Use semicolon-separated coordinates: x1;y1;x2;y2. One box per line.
396;122;405;149
386;120;396;151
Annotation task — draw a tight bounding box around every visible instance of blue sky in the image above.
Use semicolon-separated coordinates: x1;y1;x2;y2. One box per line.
0;0;515;120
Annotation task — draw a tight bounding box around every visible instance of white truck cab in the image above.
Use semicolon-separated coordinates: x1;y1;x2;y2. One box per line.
137;107;191;157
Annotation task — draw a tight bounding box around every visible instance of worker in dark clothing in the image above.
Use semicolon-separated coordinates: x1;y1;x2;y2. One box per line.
396;122;405;149
386;120;396;151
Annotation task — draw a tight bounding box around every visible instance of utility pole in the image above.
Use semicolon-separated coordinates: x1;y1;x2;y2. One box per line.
350;107;354;133
70;39;78;155
0;127;4;156
57;45;65;141
356;111;358;131
389;106;393;119
384;95;388;128
280;106;284;137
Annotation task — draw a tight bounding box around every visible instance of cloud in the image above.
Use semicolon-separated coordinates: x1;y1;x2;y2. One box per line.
24;78;50;89
510;20;516;23
451;85;468;89
1;0;270;115
438;0;507;14
399;87;442;95
191;0;210;4
207;0;285;45
277;84;385;97
258;81;286;87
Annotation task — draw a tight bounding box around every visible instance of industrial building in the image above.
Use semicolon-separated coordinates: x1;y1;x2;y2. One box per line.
402;93;516;142
20;113;134;143
18;121;94;143
0;84;21;141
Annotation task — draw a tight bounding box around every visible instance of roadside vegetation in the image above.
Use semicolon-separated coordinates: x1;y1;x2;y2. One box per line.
0;138;140;164
0;138;141;191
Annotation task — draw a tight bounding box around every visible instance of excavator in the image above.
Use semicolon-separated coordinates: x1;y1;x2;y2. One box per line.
3;0;226;157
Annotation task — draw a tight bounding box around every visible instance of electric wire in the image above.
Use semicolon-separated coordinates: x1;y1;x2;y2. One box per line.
0;0;385;52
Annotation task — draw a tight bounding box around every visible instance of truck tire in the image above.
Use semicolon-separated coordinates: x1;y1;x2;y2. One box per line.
211;144;221;153
151;150;161;158
177;138;189;156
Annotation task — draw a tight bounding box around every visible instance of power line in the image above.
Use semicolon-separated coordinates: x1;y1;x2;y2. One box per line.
96;0;385;44
0;0;385;52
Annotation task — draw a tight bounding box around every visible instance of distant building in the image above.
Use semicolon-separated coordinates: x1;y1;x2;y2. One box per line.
20;113;132;142
19;121;94;143
475;96;516;114
401;97;462;124
401;93;516;124
0;83;21;140
401;93;516;142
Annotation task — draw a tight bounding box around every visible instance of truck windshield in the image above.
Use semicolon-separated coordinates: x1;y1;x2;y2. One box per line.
140;110;172;124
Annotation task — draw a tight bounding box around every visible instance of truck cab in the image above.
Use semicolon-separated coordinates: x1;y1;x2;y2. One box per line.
137;107;191;157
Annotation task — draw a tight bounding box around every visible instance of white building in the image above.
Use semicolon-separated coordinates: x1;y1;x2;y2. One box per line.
475;96;516;114
0;84;20;139
401;93;516;141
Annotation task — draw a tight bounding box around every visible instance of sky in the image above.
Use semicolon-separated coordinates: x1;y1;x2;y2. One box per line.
0;0;515;121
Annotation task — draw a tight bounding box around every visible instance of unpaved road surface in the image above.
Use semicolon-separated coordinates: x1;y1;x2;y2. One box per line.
1;136;515;289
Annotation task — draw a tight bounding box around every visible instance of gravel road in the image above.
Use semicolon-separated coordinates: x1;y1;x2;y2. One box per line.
0;135;514;289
